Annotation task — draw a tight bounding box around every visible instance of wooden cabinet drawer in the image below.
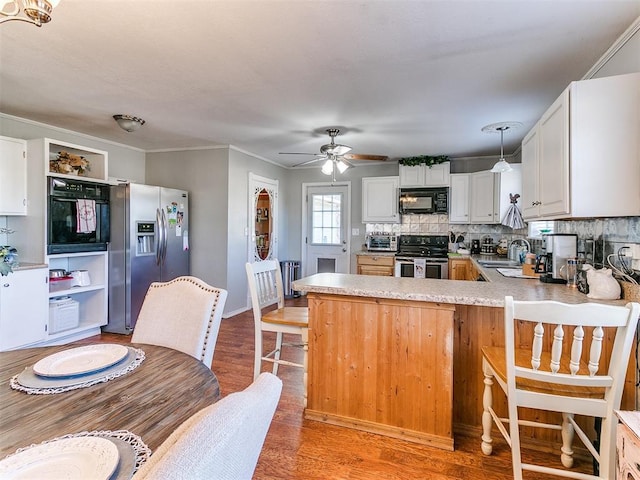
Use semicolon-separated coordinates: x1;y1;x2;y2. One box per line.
357;255;394;267
356;255;395;276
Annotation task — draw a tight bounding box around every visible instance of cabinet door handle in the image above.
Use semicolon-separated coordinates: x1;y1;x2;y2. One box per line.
3;283;9;288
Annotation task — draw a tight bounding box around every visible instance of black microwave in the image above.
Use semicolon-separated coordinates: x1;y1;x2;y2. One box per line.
398;187;448;215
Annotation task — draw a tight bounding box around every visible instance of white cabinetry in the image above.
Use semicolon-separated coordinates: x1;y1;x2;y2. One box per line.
451;167;521;225
7;138;110;346
362;176;400;223
470;171;496;223
449;174;470;223
45;252;108;344
521;73;640;220
399;162;450;187
0;267;48;351
0;136;27;216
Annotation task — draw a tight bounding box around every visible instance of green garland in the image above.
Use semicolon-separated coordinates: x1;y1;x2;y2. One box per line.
398;155;450;167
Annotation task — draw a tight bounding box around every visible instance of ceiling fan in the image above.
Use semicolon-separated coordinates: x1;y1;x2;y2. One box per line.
279;129;388;180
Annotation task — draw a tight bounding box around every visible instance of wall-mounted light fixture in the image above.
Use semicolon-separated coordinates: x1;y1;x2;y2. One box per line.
0;0;61;26
113;115;146;133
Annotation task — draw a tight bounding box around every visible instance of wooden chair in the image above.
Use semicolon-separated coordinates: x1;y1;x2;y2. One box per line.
131;276;228;368
132;372;282;480
480;296;639;480
245;259;308;400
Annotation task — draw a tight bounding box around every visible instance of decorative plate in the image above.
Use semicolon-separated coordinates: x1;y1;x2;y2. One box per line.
0;437;119;480
33;344;129;378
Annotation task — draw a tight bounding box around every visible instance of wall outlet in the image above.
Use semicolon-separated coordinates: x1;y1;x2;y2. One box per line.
351;228;360;236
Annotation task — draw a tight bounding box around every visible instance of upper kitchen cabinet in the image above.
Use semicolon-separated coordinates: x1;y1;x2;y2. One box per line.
521;73;640;220
449;174;470;223
399;162;450;187
0;136;27;216
450;167;521;225
362;176;400;223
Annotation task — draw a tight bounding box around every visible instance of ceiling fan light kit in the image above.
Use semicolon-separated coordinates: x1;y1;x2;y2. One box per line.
0;0;60;26
482;121;522;173
281;128;388;178
113;114;146;133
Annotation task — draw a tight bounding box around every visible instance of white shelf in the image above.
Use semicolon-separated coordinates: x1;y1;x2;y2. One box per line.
46;138;108;182
46;251;108;342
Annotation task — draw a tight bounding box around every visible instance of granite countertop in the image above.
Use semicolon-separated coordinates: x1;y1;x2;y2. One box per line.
356;251;397;257
294;255;627;308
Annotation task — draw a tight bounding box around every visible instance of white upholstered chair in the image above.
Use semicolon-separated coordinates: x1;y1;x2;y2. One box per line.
481;296;639;480
245;259;308;395
132;372;282;480
131;276;228;367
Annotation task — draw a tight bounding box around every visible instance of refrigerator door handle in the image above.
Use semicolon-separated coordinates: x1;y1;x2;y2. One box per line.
161;208;169;265
155;208;163;266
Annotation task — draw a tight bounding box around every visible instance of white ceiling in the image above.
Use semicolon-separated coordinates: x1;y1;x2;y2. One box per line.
1;0;638;168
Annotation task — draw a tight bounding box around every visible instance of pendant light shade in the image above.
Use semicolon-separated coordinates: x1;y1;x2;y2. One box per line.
482;121;522;173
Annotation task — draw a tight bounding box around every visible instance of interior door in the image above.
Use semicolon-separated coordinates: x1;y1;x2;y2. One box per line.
304;184;350;276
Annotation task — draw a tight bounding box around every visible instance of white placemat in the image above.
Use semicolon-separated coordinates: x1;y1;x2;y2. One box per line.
10;347;145;395
5;430;151;479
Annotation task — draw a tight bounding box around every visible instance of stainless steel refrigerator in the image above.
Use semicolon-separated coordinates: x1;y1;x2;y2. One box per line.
105;183;189;334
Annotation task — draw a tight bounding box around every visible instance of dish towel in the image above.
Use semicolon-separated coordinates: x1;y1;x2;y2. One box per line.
76;199;96;233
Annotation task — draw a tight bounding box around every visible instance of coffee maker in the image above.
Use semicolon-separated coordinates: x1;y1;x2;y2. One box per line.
536;234;578;283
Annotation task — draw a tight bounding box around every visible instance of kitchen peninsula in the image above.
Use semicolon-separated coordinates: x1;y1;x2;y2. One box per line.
293;263;635;451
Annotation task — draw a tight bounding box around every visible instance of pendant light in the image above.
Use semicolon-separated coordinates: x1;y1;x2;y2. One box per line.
482;121;522;173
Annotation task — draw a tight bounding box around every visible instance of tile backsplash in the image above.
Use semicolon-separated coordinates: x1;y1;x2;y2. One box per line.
366;215;528;244
365;215;640;271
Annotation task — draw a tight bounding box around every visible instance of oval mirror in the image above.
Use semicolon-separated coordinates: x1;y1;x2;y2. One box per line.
255;188;272;260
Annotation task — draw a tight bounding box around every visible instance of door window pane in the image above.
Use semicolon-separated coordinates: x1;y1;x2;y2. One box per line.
310;193;342;245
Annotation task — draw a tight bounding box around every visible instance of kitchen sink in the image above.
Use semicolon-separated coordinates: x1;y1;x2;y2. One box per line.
477;259;521;268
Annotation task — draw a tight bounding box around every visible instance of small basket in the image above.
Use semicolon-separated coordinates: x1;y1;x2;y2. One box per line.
619;281;640;302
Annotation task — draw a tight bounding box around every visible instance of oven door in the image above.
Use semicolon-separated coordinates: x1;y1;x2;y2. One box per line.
395;257;448;279
48;197;110;254
394;257;415;277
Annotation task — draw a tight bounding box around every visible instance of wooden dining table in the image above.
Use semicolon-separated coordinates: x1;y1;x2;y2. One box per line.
0;343;221;458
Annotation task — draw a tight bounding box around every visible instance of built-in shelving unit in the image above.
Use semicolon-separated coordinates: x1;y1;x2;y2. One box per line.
6;138;111;347
45;251;108;344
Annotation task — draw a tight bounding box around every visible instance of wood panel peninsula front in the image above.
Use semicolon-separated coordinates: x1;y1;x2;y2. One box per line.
292;262;636;452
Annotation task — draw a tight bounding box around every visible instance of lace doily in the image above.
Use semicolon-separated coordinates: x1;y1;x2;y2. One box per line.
10;348;145;395
9;429;151;475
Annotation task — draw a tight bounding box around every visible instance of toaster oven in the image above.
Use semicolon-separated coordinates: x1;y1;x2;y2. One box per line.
365;234;398;252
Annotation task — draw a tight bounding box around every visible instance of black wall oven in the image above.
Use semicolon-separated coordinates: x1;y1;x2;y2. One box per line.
47;177;110;254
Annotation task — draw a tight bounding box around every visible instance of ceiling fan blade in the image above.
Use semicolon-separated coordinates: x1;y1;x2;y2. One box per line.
293;157;327;167
343;153;388;161
279;152;321;156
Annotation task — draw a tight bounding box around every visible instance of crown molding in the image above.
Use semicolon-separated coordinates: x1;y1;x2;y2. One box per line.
582;15;640;79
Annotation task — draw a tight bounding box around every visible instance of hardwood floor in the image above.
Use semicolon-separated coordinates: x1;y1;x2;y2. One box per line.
96;297;594;479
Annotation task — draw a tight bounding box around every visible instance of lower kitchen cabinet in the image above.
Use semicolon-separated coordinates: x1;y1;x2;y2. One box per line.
448;257;481;281
0;267;48;351
448;258;469;280
356;254;395;276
